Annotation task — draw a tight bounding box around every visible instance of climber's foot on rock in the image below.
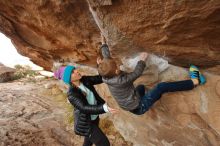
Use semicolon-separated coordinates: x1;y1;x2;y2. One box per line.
189;65;206;85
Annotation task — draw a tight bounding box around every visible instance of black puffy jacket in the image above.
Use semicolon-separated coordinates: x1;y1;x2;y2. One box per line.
67;75;106;136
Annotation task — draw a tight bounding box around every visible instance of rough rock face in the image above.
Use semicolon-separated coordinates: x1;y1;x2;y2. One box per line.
0;0;220;70
88;0;220;68
0;0;101;70
0;63;15;82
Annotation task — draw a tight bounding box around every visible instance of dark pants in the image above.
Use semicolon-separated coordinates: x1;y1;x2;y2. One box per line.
83;118;110;146
131;80;194;115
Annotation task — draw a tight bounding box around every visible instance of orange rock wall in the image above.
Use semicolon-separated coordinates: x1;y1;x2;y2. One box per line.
0;0;220;70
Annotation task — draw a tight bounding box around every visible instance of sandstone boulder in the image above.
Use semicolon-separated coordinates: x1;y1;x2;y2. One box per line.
0;0;220;70
0;63;15;83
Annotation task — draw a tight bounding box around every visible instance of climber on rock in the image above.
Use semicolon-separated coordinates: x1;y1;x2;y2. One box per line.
97;34;206;115
54;65;118;146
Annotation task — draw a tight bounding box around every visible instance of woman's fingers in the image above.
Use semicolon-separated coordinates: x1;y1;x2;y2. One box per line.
108;107;119;114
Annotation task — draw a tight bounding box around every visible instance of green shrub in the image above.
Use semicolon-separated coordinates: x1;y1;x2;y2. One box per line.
13;64;39;80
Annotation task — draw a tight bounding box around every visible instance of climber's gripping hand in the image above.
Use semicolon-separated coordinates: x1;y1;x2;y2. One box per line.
140;52;148;62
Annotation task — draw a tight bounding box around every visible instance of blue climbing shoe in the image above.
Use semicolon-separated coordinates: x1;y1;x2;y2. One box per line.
189;65;206;85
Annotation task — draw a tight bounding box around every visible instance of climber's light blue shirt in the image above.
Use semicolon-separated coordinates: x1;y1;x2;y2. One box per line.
78;83;98;120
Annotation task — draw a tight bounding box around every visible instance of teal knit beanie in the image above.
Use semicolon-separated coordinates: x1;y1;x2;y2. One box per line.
62;65;76;84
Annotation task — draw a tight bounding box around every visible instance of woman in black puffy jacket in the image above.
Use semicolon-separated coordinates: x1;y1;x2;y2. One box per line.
54;65;117;146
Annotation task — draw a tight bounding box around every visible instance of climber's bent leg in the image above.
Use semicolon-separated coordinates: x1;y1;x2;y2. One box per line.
135;84;145;97
131;80;194;115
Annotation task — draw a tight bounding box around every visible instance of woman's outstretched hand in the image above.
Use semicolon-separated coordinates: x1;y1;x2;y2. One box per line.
108;107;119;114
